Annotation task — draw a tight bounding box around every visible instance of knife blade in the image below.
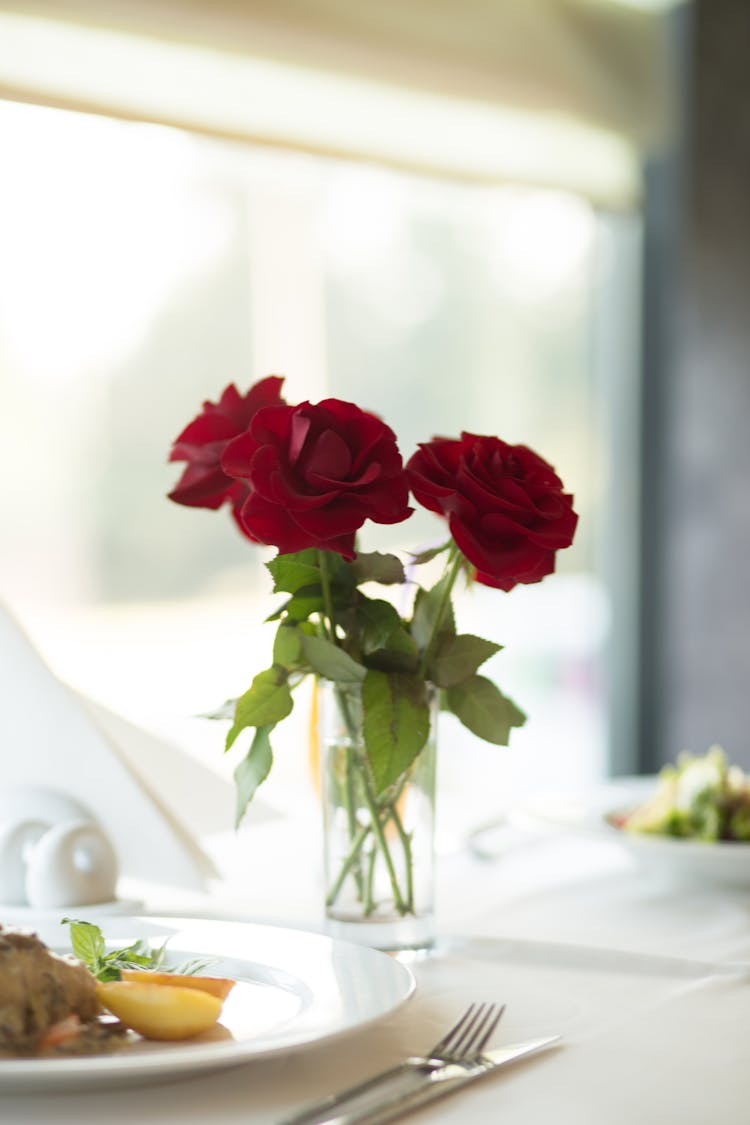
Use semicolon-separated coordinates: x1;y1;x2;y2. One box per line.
279;1035;560;1125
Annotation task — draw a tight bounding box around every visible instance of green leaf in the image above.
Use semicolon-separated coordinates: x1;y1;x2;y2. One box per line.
362;670;430;792
266;550;321;594
150;940;170;971
266;589;325;622
409;542;451;566
171;955;219;976
365;650;420;674
355;597;403;654
233;725;274;826
62;918;105;970
199;698;236;721
96;965;123;982
273;622;302;667
430;634;503;688
364;625;420;673
411;573;456;650
351;552;406;586
300;635;367;683
445;675;526;745
226;668;293;750
62;920;169;981
102;941;154;972
286;592;326;620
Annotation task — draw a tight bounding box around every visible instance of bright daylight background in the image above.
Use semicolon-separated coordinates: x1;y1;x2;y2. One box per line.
0;79;640;836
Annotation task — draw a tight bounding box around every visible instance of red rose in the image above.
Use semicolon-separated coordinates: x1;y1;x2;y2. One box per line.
406;433;577;591
168;377;286;538
221;398;412;559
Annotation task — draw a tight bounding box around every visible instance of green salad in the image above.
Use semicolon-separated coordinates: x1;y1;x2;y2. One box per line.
616;746;750;842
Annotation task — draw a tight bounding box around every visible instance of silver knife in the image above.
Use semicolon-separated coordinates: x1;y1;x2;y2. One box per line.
279;1035;560;1125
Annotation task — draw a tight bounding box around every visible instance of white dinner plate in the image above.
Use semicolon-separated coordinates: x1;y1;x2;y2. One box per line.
0;915;415;1093
515;777;750;888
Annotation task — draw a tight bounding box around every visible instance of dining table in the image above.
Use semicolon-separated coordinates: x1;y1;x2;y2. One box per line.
2;778;749;1125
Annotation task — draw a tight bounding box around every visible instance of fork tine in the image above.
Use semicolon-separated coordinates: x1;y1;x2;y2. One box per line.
429;1003;476;1056
430;1002;506;1061
456;1003;497;1056
449;1002;490;1056
475;1003;505;1054
453;1002;505;1058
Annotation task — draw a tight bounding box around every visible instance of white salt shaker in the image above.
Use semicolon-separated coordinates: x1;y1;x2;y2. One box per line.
24;819;119;909
0;786;120;908
0;819;50;904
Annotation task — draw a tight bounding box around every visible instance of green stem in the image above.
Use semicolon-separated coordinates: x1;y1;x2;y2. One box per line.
417;547;463;679
325;759;419;915
343;749;365;898
333;694;366;901
326;746;410;914
389;803;414;913
325;819;372;907
316;551;368;897
364;846;378;916
360;766;409;914
317;550;336;643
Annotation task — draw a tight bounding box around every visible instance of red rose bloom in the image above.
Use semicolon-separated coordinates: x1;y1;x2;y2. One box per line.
168;377;286;538
221;398;412;559
407;433;577;591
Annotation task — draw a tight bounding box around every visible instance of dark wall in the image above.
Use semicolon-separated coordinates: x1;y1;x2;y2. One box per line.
641;0;750;770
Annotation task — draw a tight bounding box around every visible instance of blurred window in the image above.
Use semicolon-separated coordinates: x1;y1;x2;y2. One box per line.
0;96;640;817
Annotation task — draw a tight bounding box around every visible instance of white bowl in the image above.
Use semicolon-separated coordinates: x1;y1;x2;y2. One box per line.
517;777;750;889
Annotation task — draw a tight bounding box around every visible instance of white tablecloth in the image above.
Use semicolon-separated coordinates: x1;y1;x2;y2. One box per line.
3;807;750;1125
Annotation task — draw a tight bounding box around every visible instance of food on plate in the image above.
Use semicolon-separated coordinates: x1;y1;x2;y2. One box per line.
95;980;223;1040
120;969;235;1000
614;745;750;842
0;920;235;1056
0;926;104;1055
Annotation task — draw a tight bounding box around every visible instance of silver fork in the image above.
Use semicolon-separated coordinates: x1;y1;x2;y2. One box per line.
426;1002;506;1062
280;1003;506;1125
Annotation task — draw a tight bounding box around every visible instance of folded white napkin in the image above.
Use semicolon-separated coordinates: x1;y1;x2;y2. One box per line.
0;601;266;894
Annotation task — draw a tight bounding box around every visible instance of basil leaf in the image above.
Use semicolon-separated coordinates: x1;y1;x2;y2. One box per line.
62;920;169;981
62;918;105;971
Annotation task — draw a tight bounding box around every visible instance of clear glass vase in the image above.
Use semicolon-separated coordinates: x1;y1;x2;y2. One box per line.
318;679;437;951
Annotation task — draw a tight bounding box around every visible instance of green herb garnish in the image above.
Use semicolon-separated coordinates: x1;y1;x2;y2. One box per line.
62;918;217;982
62;918;169;982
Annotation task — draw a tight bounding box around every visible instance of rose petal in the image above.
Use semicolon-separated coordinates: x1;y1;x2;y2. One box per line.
168;464;233;508
291;500;370;539
221;431;260;480
250;446;343;509
249;403;299;446
289;412;313;467
239;494;318;554
171;412;239;448
304;428;352;482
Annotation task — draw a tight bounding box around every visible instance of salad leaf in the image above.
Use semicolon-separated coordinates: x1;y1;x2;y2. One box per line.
620;745;750;842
